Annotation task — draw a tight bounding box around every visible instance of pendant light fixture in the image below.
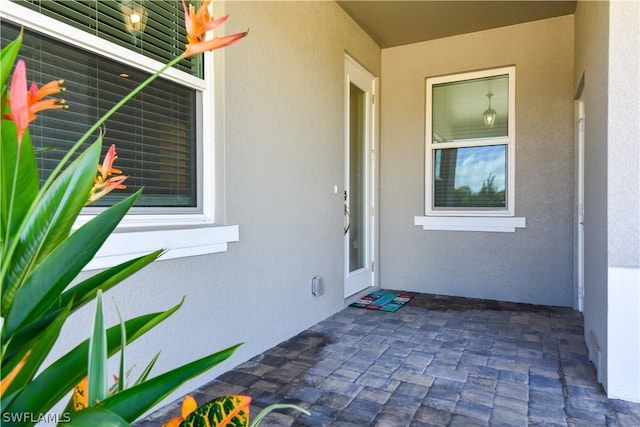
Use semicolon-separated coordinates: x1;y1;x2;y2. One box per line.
121;1;148;36
483;92;496;128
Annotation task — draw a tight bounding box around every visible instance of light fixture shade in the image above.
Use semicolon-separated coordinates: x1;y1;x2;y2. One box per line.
483;107;496;128
121;1;148;34
483;93;496;128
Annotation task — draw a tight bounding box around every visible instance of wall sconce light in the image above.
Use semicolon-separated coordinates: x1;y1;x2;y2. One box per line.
121;1;148;35
483;93;496;128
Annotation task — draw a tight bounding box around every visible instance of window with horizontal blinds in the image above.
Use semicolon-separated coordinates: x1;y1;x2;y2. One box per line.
425;66;515;215
2;1;202;209
12;0;202;77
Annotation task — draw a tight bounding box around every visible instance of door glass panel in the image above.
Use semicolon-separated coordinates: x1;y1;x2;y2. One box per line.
349;83;366;272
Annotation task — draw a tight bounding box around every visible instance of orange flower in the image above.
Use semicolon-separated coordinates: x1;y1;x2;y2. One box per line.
8;59;67;145
162;394;198;427
26;79;67;121
9;60;29;146
88;144;128;204
182;0;247;57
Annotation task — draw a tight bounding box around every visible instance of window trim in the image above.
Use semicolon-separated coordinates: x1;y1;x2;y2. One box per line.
4;1;238;267
417;66;525;233
425;66;516;217
414;215;525;233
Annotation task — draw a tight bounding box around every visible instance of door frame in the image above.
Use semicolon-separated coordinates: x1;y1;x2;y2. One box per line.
344;54;378;298
575;96;585;312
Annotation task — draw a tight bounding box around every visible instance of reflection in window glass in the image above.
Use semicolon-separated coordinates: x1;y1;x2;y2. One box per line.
433;145;506;209
432;74;509;143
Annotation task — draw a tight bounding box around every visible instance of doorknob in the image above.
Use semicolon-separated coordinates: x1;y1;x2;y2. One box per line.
344;204;350;235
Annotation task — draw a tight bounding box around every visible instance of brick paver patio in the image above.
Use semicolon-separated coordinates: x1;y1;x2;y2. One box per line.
138;292;640;426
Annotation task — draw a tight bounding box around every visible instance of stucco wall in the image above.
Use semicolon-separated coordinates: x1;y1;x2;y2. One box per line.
574;0;610;388
380;16;575;306
607;1;640;268
572;0;639;401
605;0;640;402
48;0;380;415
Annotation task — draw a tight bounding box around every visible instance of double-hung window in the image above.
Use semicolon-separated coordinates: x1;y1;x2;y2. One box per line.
2;1;239;267
415;66;525;232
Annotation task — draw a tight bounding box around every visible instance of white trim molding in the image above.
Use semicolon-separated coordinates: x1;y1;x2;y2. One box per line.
607;266;640;402
425;66;516;217
85;225;239;270
414;215;526;233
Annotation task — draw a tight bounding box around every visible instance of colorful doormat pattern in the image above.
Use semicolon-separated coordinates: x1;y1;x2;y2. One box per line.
349;291;414;312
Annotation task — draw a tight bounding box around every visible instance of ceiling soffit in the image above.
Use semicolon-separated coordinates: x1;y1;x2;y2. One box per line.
336;1;577;48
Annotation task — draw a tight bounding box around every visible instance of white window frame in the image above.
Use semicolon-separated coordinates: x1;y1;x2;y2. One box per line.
3;2;238;268
415;66;525;232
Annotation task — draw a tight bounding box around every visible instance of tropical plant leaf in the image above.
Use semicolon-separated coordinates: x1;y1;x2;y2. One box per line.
98;343;242;423
0;350;30;397
2;191;141;337
113;299;127;393
60;249;164;309
250;404;311;427
4;301;184;420
2;250;162;363
88;290;108;405
0;301;71;399
0;34;21;87
181;395;251;427
134;351;161;386
71;377;89;412
66;406;129;427
0;123;39;245
1;139;101;316
163;395;198;427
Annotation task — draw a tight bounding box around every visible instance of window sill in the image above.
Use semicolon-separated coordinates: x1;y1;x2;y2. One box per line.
82;224;239;271
414;216;526;233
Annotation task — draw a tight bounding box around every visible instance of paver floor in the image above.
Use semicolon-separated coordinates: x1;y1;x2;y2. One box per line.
137;292;640;426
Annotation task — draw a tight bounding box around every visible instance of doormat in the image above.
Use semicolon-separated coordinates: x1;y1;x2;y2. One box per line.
349;291;414;312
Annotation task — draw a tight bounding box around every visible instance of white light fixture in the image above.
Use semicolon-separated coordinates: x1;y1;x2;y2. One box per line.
483;92;497;128
121;1;148;35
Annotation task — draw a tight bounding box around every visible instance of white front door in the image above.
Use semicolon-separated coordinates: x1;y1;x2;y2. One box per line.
344;55;377;298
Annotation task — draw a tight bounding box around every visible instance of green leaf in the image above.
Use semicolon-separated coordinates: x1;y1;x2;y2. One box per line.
1;34;22;87
0;301;71;399
181;395;251;427
0;123;39;248
133;351;161;386
59;249;163;310
1;139;101;316
2;191;142;337
2;250;162;362
4;301;184;421
88;290;108;405
114;300;127;393
250;404;310;427
66;406;130;427
100;343;242;423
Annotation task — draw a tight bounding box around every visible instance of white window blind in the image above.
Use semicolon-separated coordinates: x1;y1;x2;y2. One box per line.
3;0;204;209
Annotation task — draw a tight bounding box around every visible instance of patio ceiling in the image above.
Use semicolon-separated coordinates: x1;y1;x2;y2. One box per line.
336;0;577;48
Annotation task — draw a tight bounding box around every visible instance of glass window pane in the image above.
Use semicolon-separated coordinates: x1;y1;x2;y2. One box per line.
349;83;366;272
432;74;509;143
12;0;202;77
2;21;197;208
433;145;506;209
